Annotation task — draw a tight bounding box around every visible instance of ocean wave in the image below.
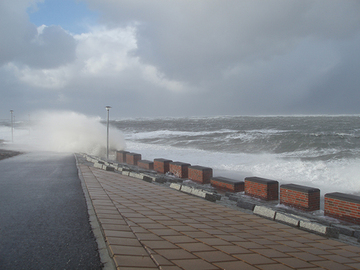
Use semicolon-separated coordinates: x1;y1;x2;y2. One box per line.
124;128;236;140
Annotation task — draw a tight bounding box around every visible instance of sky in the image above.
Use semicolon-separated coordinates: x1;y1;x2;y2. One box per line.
1;0;360;120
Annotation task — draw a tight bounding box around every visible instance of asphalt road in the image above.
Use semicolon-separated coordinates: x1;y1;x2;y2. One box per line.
0;152;102;270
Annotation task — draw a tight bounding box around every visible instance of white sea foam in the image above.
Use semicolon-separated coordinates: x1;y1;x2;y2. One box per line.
2;111;125;157
126;129;234;140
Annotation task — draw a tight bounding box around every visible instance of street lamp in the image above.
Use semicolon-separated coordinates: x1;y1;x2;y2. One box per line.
10;110;14;142
105;106;111;159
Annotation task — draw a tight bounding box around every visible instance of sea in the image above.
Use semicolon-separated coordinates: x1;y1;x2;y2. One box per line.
113;115;360;196
1;113;360;196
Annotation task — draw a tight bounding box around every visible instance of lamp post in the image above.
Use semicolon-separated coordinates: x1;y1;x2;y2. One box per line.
105;106;111;159
10;110;14;142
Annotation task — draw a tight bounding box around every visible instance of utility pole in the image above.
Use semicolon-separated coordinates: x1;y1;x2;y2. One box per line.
105;106;111;159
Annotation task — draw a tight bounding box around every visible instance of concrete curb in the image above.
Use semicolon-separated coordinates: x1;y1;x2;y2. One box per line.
74;155;116;270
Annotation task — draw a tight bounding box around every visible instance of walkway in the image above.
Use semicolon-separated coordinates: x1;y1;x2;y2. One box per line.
78;164;360;270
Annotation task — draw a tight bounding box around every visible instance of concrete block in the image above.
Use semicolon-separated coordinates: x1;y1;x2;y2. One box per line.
353;230;360;239
228;195;239;202
205;193;217;202
94;162;104;169
170;183;182;190
331;224;355;237
299;220;339;238
105;166;115;171
253;205;276;220
154;177;167;183
122;171;130;176
143;176;152;183
181;185;193;194
236;201;255;211
275;213;301;227
129;172;143;179
191;188;207;198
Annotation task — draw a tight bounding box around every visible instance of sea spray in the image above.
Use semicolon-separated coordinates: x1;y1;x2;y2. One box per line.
4;111;125;157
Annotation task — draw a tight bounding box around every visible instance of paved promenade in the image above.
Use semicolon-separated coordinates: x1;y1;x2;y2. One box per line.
78;164;360;270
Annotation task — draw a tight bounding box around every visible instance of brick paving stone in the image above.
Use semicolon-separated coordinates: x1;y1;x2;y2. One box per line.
183;231;213;238
177;242;216;252
275;257;316;268
160;266;183;270
266;244;301;253
151;254;175;266
113;255;158;268
163;235;198;244
254;248;290;258
215;260;258;270
298;247;332;255
106;237;142;247
276;240;310;248
119;212;145;218
149;229;182;236
231;232;260;239
233;241;265;249
214;245;254;255
155;248;197;260
256;264;294;270
194;250;238;263
141;240;178;250
262;235;288;241
215;235;245;242
330;249;360;258
312;260;354;270
104;230;136;238
159;220;185;226
172;258;220;270
319;239;350;247
345;262;360;269
201;229;229;235
186;223;212;229
234;253;278;265
199;237;232;246
168;225;200;232
110;245;148;256
134;233;163;241
130;226;151;233
340;245;360;253
319;254;357;264
288;252;325;262
101;224;131;231
251;238;278;245
307;243;339;250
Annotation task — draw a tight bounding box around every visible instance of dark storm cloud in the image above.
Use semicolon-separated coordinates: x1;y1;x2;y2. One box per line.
86;0;360;82
2;0;360;118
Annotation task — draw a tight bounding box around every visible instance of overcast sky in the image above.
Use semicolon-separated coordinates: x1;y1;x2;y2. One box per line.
1;0;360;120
